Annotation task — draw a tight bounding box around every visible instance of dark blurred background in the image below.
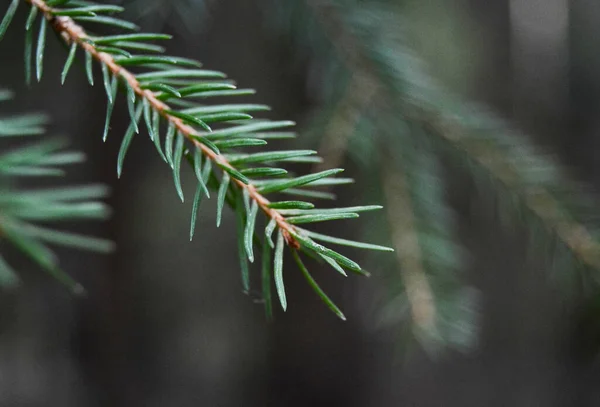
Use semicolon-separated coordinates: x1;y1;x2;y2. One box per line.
1;0;600;405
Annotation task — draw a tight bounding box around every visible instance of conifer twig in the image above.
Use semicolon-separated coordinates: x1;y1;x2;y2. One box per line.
28;0;299;247
0;0;394;316
305;0;600;271
0;88;113;292
418;111;600;268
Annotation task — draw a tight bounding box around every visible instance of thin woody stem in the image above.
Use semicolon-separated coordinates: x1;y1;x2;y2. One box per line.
27;0;299;247
383;164;437;332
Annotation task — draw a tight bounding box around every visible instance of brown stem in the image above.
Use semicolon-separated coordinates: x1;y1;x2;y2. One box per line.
28;0;299;247
383;165;437;332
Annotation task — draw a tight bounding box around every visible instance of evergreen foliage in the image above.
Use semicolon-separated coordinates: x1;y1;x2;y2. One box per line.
3;0;597;351
0;89;112;292
267;0;600;349
0;0;393;320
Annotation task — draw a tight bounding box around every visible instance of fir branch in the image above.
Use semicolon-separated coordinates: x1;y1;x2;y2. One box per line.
380;125;477;350
0;0;394;318
27;0;300;248
417;109;600;268
254;0;597;348
0;89;112;292
303;0;600;271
